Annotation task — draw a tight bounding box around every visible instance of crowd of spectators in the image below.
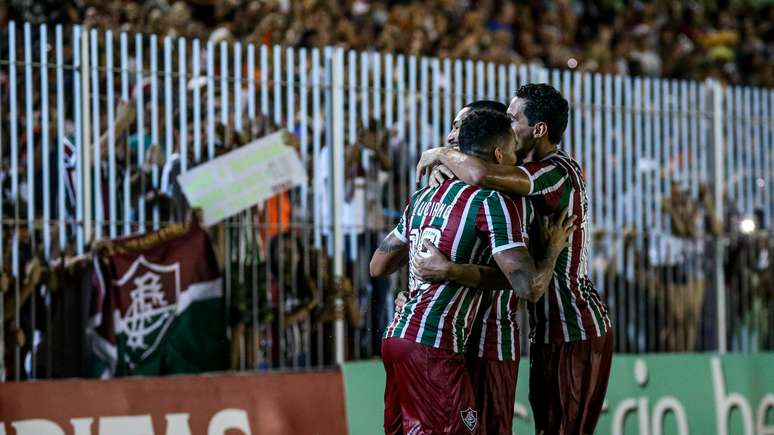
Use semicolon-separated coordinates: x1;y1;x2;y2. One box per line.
4;0;773;86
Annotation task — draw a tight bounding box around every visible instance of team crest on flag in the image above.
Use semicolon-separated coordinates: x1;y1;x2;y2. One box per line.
460;407;477;432
116;256;181;359
90;223;227;377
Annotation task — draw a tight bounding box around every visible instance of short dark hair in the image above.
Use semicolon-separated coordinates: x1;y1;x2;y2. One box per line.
458;110;513;161
465;100;507;113
515;83;569;144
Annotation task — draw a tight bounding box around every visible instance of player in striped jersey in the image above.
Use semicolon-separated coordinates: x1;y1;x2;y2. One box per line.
416;84;614;435
406;100;545;434
370;110;573;435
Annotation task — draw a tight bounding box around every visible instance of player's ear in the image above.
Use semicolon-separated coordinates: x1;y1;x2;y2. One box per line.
533;122;548;139
494;146;504;164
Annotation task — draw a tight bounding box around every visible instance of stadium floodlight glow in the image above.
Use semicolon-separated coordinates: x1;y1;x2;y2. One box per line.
740;217;756;234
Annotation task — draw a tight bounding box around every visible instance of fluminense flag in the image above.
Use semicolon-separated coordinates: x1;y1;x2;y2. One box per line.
90;222;227;377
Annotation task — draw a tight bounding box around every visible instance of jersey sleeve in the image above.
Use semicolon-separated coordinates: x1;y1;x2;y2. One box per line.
391;189;426;244
477;191;527;254
518;161;569;210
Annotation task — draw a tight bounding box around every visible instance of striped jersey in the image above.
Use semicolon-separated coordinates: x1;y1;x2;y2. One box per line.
467;196;534;361
519;149;612;343
384;179;527;354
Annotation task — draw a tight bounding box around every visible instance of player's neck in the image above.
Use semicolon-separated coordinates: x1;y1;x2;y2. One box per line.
532;141;557;161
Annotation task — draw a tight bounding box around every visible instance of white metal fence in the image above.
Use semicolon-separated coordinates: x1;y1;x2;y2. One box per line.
1;22;773;380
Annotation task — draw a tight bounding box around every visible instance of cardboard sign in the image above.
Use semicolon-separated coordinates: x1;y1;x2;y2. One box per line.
177;132;306;225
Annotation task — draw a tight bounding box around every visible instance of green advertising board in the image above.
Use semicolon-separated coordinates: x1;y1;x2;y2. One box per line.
342;353;774;434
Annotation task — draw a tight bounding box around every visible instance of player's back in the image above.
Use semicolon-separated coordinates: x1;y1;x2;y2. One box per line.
385;178;527;354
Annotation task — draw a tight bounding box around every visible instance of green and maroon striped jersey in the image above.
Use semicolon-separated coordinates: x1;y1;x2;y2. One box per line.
384;179;527;354
519;149;612;343
467;196;534;361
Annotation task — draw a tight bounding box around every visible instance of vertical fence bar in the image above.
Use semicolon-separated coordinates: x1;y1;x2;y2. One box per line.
486;62;495;100
689;82;699;198
8;21;21;378
24;23;36;378
455;60;463;113
134;34;145;232
150;35;160;229
633;78;642;232
519;64;528;87
332;47;346;365
744;88;754;215
420;58;429;154
643;79;654;236
40;24;51;257
24;23;36;253
725;87;736;210
443;59;451;138
299;48;308;217
593;73;603;233
699;83;709;185
763;89;772;227
498;65;506;105
273;45;281;125
734;87;744;213
432;58;440;148
583;72;593;224
206;41;215;160
476;60;484;99
397;55;406;205
373;52;381;125
385;54;394;130
89;29;103;240
653;79;663;236
233;42;242;133
260;45;269;118
286;47;295;132
348;50;356;146
73;26;85;251
179;38;188;173
120;32;130;235
465;60;473;104
221;41;230;127
192;39;201;164
572;71;581;163
679;81;689;192
361;51;370;128
247;44;256;124
55;25;66;249
711;81;727;353
164;36;174;165
508;64;517;101
408;56;417;187
752;88;763;217
312;48;322;247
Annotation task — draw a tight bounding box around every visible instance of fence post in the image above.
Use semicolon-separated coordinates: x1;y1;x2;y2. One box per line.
332;47;346;365
711;79;728;353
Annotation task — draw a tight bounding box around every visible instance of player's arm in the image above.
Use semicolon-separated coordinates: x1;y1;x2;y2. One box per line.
411;240;510;289
416;147;531;195
369;232;409;278
493;209;574;302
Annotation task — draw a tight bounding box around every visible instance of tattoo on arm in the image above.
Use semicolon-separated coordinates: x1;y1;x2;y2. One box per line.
378;237;405;253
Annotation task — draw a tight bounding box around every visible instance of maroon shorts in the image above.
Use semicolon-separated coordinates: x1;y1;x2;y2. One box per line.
529;330;614;435
382;338;480;434
467;356;519;435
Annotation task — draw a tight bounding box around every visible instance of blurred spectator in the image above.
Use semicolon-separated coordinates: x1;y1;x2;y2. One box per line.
5;0;773;86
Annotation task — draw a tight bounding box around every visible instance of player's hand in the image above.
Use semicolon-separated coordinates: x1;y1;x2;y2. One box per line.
411;240;450;283
394;291;408;313
543;208;576;258
429;164;454;187
415;147;445;184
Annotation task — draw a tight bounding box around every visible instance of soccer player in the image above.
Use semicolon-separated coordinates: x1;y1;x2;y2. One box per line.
416;84;614;435
370;109;574;434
